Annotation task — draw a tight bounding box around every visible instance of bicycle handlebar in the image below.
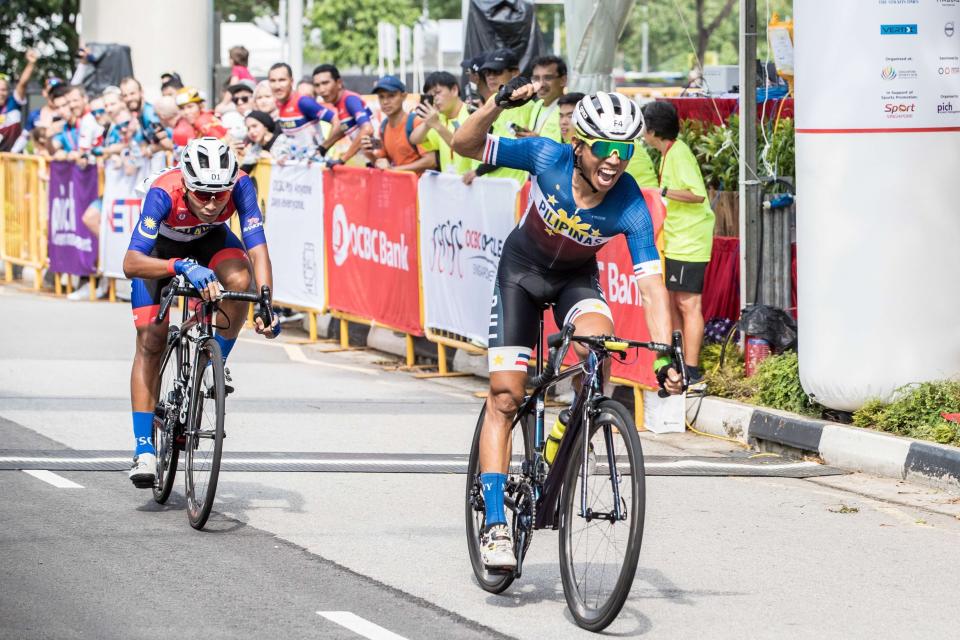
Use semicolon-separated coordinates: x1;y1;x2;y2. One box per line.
529;323;688;395
154;275;274;327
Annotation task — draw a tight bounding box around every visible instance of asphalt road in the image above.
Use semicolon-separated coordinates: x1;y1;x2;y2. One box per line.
2;284;960;639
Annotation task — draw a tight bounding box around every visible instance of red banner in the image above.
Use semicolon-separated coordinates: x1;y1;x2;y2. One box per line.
543;188;667;388
324;166;423;335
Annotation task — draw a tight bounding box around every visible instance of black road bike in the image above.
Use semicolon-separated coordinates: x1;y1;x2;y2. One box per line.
151;274;274;530
466;312;686;631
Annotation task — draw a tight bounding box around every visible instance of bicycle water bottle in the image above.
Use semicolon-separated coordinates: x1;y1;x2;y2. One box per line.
544;408;571;465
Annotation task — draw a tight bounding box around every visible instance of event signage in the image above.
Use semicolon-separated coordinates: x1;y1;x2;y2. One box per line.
417;172;519;345
99;158;168;278
796;0;960;130
324;167;422;335
264;162;325;310
47;161;98;275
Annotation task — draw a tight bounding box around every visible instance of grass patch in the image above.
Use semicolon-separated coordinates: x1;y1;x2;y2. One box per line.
852;381;960;446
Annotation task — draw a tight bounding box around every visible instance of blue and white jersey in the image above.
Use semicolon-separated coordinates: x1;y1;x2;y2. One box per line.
482;135;661;276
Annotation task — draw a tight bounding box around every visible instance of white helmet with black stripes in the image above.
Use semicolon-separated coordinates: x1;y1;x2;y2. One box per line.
180;137;239;193
573;92;645;141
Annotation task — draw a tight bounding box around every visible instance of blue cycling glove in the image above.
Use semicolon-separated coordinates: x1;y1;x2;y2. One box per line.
174;259;218;292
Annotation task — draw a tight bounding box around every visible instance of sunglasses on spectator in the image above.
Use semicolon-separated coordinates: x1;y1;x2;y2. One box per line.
582;137;635;161
191;190;230;203
115;120;130;129
235;95;251;104
92;108;106;117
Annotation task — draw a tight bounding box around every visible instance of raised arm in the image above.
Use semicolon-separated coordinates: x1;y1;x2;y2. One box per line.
452;80;539;160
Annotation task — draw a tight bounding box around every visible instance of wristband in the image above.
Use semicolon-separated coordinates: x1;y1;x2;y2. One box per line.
661;186;668;197
167;258;181;275
652;355;672;373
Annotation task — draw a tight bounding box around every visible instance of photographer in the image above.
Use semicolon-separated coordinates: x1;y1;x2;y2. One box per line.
361;76;435;175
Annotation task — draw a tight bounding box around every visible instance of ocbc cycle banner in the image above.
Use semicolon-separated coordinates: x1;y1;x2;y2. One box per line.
99;156;167;279
418;172;520;345
47;161;99;275
545;188;667;389
264;162;325;310
324;166;422;335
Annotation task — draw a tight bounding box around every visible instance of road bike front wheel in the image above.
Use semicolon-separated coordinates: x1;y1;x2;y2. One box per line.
465;403;533;594
558;399;646;632
185;339;225;530
152;332;184;504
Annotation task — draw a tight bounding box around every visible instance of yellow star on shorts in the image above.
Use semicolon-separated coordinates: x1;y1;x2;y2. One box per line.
591;229;600;237
493;354;504;366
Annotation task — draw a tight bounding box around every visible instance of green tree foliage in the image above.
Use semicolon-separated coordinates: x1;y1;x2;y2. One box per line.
0;0;79;83
305;0;421;73
620;0;793;72
216;0;279;22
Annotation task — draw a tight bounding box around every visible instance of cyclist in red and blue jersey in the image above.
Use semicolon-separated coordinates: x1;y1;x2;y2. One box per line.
268;62;337;160
122;137;279;487
313;64;374;163
452;80;684;569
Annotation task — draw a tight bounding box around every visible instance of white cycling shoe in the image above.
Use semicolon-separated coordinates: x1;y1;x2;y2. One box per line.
480;524;517;570
202;364;233;395
129;452;156;488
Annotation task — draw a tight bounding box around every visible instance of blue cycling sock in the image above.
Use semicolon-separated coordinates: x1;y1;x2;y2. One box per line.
480;472;507;528
132;411;155;456
214;334;236;363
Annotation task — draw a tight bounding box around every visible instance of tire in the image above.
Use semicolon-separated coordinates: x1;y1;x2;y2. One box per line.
152;333;182;504
185;339;225;530
464;402;533;594
558;399;646;631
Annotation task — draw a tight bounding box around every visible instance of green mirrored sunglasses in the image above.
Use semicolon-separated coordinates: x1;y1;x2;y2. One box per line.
586;138;635;161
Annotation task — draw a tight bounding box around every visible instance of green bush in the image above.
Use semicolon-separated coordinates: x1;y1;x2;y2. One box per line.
752;351;823;417
852;382;960;446
700;343;758;402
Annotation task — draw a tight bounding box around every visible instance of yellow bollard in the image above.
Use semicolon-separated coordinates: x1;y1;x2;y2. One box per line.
340;318;349;349
54;273;62;296
108;279;116;303
89;276;97;301
308;311;317;342
405;334;415;367
634;385;646;431
437;342;449;376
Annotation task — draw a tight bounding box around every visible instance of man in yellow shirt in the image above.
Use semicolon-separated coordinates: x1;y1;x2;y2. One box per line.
523;55;567;143
641;100;716;384
410;71;478;176
468;48;533;186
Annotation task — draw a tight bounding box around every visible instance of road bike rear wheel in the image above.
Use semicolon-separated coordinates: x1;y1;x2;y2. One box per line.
185;339;225;530
558;400;646;632
152;331;182;504
465;403;533;594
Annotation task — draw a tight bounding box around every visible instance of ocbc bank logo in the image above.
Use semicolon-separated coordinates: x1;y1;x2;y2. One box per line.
330;203;410;271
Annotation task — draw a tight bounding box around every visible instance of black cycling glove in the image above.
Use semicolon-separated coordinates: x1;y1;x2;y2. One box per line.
495;76;534;109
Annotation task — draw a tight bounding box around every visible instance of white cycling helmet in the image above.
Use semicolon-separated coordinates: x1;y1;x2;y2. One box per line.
573;92;645;141
180;137;239;193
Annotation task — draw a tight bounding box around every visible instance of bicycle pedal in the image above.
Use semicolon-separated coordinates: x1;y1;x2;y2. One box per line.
224;384;234;396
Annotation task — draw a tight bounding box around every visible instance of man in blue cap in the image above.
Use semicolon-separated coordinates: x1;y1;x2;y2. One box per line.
361;75;436;175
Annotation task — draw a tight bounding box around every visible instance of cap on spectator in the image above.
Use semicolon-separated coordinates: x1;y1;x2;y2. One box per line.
480;48;520;72
245;110;276;132
161;71;182;84
175;87;203;107
372;75;406;94
227;80;257;95
461;53;488;74
45;77;63;90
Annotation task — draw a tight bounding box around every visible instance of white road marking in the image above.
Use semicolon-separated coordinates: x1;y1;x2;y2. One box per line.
317;611;408;640
280;343;379;375
22;469;83;488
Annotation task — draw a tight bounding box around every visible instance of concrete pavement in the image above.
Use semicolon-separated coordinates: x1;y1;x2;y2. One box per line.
3;284;960;639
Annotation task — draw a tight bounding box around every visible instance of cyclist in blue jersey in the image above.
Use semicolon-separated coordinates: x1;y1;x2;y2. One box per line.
452;80;684;569
122;137;280;487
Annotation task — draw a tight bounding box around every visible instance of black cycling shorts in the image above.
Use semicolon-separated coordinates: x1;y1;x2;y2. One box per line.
487;236;612;373
664;258;708;294
131;225;249;327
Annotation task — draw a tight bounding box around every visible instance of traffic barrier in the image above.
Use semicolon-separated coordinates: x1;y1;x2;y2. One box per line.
324;166;423;362
3;151;709;426
0;153;48;289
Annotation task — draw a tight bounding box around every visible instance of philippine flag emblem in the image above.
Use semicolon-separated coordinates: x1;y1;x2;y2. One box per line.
514;352;531;367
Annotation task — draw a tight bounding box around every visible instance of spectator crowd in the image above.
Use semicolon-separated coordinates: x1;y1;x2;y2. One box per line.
1;45;717;376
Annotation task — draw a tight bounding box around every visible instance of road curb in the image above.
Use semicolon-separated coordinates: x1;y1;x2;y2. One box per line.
685;395;960;494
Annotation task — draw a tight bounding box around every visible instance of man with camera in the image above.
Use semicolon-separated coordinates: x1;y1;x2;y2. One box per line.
409;71;478;179
360;75;436;175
